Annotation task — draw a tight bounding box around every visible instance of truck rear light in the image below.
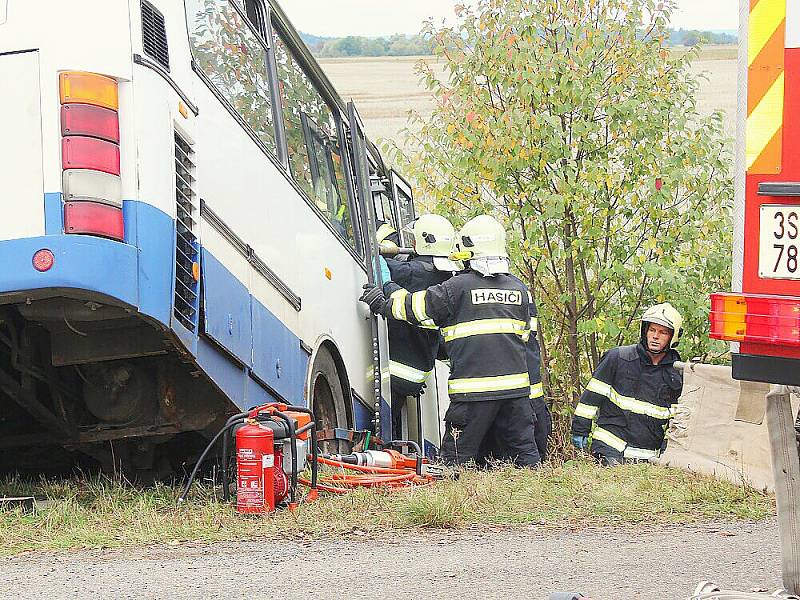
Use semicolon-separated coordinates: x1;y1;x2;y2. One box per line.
59;71;118;110
62;169;122;207
711;293;800;347
710;293;747;341
62;136;120;176
64;202;124;241
32;249;55;272
61;104;119;143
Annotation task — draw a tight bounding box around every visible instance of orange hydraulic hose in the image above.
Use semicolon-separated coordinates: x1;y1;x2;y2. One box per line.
297;455;435;494
314;455;413;475
328;473;416;486
298;478;351;494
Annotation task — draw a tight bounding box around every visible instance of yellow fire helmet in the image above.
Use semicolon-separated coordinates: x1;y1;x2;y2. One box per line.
452;215;508;261
640;303;684;349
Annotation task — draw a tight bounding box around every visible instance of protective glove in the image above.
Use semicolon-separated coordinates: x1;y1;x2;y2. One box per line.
359;283;388;316
571;435;589;451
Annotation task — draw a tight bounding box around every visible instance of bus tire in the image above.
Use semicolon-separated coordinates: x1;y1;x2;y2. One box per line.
309;345;349;453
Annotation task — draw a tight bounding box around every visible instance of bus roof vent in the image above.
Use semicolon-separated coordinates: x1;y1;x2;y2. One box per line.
141;0;170;71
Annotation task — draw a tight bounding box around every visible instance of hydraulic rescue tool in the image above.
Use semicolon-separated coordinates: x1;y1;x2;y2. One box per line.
301;438;436;494
327;440;425;474
690;582;799;599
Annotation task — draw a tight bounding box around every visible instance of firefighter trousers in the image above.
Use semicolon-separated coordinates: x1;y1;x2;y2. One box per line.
391;389;421;440
440;396;541;467
532;395;552;461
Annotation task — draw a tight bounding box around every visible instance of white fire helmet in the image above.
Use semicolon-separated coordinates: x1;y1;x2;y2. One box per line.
411;214;455;257
454;215;508;260
640;303;684;349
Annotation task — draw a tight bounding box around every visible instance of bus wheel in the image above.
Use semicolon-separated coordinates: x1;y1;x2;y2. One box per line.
309;346;348;453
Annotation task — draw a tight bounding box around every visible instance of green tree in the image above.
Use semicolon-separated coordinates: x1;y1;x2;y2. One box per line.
389;0;732;409
336;36;366;57
187;0;277;153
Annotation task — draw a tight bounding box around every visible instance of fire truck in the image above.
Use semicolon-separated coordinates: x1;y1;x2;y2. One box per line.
709;0;800;595
710;0;800;383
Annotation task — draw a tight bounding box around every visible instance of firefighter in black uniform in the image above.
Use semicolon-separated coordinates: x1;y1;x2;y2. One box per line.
361;215;540;466
527;298;552;459
479;292;551;463
571;303;684;465
382;214;459;438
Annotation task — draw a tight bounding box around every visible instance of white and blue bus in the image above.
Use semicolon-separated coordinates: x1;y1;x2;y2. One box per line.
0;0;444;475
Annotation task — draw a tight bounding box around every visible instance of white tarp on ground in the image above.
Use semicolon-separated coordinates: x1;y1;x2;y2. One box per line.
660;362;798;492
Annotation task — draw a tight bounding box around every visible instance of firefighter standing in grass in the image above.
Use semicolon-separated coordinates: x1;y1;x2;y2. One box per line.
381;214;460;438
527;300;552;459
479;292;551;463
361;215;540;466
571;303;684;465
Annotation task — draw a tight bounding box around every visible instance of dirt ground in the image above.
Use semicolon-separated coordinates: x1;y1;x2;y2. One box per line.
0;519;781;599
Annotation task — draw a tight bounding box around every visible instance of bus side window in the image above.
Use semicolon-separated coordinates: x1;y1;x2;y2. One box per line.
271;28;357;250
185;0;277;155
371;175;397;237
395;185;414;247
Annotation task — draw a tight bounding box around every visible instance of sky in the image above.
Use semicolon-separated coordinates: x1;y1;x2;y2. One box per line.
280;0;740;38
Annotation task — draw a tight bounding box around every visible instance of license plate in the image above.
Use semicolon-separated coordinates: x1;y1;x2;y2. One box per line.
760;205;800;279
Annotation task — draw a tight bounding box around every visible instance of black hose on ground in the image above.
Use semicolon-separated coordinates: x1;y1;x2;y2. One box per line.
178;414;246;505
309;422;318;492
280;405;318;493
388;439;423;475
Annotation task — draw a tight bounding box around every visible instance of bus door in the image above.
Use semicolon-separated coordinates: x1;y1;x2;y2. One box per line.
388;170;445;455
368;162;400;245
390;170;416;247
346;102;392;440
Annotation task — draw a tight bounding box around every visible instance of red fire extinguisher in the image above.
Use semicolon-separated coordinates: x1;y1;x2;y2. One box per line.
236;422;276;514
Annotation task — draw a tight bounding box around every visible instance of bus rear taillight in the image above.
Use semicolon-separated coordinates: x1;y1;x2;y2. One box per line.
62;170;122;207
711;293;800;347
59;71;123;241
61;137;120;175
64;202;124;240
61;104;119;143
59;72;118;110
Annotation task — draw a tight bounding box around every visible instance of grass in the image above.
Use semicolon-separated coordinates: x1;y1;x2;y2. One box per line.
0;461;773;557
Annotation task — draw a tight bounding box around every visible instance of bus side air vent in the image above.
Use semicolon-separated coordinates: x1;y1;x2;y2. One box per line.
174;131;200;333
141;0;170;71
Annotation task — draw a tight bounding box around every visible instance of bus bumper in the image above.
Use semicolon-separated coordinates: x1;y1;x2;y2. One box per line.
0;234;139;309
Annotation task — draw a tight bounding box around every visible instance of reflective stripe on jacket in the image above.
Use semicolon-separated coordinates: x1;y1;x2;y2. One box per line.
383;255;451;396
526;293;544;399
385;269;531;401
572;343;683;455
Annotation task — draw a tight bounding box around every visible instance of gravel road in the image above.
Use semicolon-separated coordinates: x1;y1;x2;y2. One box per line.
0;520;782;599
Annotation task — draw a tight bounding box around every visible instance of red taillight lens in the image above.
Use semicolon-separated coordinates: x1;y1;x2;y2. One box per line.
32;249;55;272
62;136;120;175
61;104;120;143
710;292;800;347
64;202;124;240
